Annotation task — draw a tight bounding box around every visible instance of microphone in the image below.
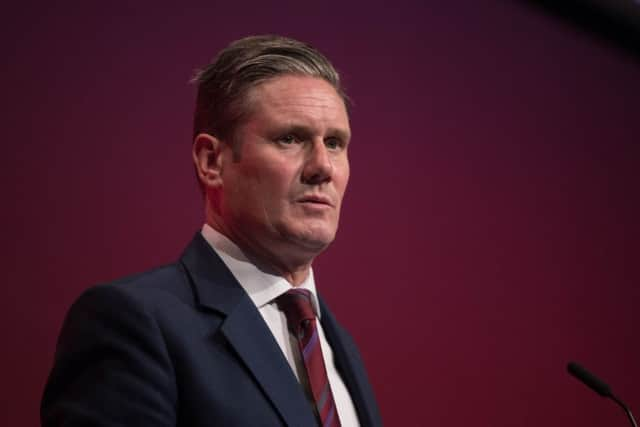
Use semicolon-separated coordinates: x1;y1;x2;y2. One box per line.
567;361;638;427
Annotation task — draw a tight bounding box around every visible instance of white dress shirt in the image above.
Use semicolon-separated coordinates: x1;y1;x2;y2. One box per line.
201;224;360;426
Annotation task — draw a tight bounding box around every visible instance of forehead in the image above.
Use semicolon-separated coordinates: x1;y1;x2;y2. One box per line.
243;75;350;136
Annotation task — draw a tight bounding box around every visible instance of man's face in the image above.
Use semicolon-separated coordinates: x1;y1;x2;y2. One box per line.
217;75;351;264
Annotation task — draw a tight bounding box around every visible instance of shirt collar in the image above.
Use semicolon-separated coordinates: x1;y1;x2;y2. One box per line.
200;224;321;318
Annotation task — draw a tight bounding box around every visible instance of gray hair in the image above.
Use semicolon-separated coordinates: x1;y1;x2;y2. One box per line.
191;35;349;141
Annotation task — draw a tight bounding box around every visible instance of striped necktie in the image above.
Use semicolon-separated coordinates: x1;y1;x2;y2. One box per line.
277;289;341;427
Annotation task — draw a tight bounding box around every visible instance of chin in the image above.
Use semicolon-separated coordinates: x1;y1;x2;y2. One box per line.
286;227;336;252
302;230;337;250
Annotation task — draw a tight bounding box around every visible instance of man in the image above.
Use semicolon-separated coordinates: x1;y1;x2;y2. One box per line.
41;35;382;426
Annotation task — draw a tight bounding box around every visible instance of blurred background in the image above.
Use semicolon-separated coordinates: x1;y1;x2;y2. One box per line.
2;0;639;425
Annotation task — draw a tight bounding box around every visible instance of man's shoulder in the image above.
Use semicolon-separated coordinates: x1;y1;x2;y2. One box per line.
108;262;190;294
73;262;195;317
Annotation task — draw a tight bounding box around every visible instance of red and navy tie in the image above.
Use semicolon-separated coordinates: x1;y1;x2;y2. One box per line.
277;289;341;427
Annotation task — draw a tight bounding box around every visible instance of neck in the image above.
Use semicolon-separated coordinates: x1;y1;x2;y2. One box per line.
276;265;312;287
205;211;314;287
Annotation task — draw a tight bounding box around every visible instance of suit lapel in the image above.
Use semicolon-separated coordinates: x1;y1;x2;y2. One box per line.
320;298;382;427
180;233;317;426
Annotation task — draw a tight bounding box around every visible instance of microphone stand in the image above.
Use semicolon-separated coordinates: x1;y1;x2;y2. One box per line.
567;361;637;427
610;393;639;427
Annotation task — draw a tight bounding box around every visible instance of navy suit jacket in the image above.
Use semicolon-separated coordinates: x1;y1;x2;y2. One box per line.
41;233;382;426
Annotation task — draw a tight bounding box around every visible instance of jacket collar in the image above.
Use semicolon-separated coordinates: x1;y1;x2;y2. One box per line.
179;233;317;426
180;232;380;426
320;299;383;427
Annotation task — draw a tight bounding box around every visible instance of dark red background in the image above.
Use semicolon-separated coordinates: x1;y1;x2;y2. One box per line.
3;1;639;425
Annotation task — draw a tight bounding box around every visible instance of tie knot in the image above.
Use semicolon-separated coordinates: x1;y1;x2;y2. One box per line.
276;288;316;329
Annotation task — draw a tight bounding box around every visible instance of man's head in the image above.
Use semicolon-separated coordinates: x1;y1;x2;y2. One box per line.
192;35;349;142
191;35;351;280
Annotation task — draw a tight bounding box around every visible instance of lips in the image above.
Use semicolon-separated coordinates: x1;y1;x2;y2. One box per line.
297;194;333;207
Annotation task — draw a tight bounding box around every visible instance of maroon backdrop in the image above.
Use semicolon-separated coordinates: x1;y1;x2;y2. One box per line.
3;1;639;425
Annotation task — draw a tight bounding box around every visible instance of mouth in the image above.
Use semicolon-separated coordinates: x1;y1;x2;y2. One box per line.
297;194;334;207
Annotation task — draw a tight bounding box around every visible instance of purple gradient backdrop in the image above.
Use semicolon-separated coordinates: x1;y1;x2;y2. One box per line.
2;1;639;425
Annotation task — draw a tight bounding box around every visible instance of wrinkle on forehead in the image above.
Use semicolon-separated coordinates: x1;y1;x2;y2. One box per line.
244;75;350;135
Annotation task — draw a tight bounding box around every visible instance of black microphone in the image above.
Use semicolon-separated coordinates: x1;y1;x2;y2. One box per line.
567;361;638;427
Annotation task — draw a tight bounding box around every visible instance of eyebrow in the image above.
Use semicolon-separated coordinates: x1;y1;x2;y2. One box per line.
275;124;351;141
326;127;351;142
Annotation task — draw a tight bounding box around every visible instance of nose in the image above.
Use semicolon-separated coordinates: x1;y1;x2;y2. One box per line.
301;139;333;185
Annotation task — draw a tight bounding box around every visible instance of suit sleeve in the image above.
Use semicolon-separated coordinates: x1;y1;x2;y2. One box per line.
41;285;178;426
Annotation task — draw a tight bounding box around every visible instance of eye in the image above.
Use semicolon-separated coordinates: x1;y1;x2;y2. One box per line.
324;137;343;150
278;134;299;145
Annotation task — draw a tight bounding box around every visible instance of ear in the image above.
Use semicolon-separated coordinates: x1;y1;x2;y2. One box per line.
192;133;226;190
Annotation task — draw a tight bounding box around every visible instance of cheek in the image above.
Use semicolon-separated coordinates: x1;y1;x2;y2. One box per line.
264;165;299;195
335;161;350;195
225;169;266;215
248;167;296;212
